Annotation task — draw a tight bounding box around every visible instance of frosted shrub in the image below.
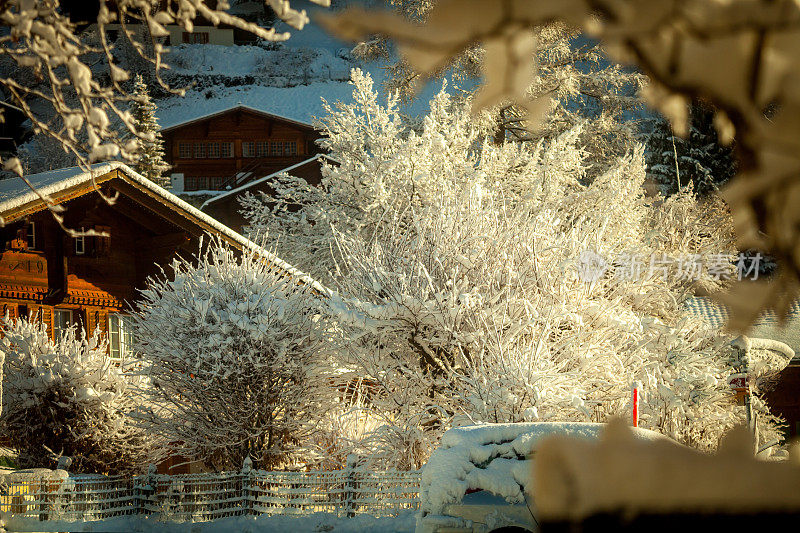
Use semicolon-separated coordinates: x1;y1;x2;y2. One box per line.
130;240;334;471
0;318;148;474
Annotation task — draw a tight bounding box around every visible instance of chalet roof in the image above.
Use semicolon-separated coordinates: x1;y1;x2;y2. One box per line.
199;153;336;209
159;104;317;133
0;162;326;292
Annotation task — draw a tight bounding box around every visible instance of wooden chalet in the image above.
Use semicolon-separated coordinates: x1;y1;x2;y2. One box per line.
162;105;321;192
200;153;333;233
0;161;308;354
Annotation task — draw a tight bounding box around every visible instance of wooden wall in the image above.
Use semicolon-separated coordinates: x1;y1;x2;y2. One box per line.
163;108;321;190
0;186;202;341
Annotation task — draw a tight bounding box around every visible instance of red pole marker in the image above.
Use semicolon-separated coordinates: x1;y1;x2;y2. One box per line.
632;382;640;428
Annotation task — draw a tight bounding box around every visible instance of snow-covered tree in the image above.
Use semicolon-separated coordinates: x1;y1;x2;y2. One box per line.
641;103;737;196
351;2;644;175
0;318;149;474
245;72;784;468
129;240;334;471
130;74;169;187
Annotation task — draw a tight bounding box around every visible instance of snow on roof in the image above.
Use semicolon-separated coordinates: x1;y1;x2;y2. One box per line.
0;163;119;214
155;80;354;131
160;104;316;133
200;153;333;209
0;162;326;293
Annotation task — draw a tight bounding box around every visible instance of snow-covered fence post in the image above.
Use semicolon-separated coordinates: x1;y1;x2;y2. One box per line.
343;454;359;518
37;478;48;522
135;464;158;518
241;457;252;516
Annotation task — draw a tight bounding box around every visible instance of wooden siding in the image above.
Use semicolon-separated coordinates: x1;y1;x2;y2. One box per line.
163;107;321;191
0;173;231;342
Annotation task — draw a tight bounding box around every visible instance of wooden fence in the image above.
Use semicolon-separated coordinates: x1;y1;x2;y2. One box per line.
0;463;421;527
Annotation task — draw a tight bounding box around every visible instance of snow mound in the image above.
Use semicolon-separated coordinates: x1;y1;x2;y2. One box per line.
420;422;666;516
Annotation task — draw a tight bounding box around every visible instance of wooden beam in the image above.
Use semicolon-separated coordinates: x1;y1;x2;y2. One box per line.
109;178;202;236
136;231;190;250
112;174;245;250
110;194;175;234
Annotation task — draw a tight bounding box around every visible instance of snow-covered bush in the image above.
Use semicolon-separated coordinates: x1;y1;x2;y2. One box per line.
245;71;785;468
129;239;334;471
0;318;148;474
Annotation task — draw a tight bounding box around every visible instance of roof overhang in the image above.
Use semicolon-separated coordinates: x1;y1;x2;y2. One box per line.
160;104;318;134
0;162;327;292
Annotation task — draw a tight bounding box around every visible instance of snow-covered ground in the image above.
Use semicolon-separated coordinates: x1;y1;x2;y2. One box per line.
164;43;352;82
156;8;452;129
5;511;417;533
157;80;358;129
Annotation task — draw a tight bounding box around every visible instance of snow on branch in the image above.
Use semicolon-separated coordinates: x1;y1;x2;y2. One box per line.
320;0;800;330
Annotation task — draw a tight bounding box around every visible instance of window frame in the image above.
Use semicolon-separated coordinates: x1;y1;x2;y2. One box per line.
284;141;298;156
242;141;255;158
26;221;36;250
75;227;85;256
208;142;220;159
220;142;233;158
108;313;133;360
53;309;73;341
178;143;192;159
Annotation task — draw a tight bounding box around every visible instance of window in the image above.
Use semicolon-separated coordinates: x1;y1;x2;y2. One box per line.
284;141;298;156
109;314;134;360
26;221;36;250
193;143;206;159
242;141;255;158
253;141;265;157
195;177;209;190
182;32;209;44
211;176;224;190
208;142;220;158
179;143;192;159
53;309;72;341
75;227;85;255
221;142;233;158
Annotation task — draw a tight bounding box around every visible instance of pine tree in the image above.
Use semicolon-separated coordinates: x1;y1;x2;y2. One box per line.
641;102;737;196
130;74;170;187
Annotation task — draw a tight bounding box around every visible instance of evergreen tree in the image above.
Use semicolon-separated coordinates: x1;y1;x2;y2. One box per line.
641;102;737;196
130;74;170;187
